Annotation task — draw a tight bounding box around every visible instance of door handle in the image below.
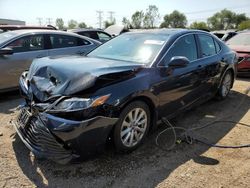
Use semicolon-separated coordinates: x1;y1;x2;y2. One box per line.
197;65;202;68
76;51;85;55
36;54;45;58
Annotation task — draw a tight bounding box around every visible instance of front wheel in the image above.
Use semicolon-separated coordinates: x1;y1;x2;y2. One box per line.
217;71;233;100
113;101;150;152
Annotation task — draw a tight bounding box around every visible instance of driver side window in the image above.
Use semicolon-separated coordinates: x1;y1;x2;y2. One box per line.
161;34;198;65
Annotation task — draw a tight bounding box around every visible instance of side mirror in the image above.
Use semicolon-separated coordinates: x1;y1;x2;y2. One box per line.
0;47;13;55
168;56;190;68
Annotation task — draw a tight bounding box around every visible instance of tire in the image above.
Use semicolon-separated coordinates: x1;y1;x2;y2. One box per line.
216;71;233;100
113;101;151;153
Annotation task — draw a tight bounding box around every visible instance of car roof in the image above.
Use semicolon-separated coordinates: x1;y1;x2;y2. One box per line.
125;28;208;36
211;30;237;34
0;25;56;30
68;28;103;32
238;30;250;34
0;29;102;45
4;29;87;36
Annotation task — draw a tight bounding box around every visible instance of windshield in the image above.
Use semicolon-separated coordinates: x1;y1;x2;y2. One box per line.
88;33;169;64
227;33;250;46
0;31;18;45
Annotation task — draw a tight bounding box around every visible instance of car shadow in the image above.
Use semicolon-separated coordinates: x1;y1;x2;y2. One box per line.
12;90;250;187
0;90;23;115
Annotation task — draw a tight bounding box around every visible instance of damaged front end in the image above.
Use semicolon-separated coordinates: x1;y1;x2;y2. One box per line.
15;71;119;164
14;56;142;164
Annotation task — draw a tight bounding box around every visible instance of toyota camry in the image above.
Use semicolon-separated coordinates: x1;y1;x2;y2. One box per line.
14;29;237;164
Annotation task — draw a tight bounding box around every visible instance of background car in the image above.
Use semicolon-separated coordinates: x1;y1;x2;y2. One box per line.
211;30;237;42
68;28;112;43
104;25;129;36
0;25;57;32
226;31;250;76
0;30;101;91
15;29;237;164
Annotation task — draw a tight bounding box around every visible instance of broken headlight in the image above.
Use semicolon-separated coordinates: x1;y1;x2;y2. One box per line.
51;94;110;112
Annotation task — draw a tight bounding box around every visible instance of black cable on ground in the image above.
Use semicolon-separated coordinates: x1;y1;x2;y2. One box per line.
155;87;250;151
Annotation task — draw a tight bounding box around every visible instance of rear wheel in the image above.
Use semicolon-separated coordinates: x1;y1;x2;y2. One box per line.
113;101;150;152
217;71;233;100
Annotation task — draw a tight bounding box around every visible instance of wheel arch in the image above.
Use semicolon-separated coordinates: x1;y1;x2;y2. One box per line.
221;68;235;88
115;95;158;133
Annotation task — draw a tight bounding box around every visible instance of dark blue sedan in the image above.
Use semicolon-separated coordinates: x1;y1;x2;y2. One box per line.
15;29;237;164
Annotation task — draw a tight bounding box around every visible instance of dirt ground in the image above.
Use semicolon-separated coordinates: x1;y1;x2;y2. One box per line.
0;78;249;188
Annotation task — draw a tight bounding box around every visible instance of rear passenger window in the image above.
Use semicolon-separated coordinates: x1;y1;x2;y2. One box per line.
50;34;89;49
214;40;221;53
163;34;198;64
77;38;91;46
198;35;216;57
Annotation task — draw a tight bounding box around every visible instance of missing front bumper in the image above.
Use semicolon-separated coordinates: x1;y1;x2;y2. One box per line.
14;107;118;164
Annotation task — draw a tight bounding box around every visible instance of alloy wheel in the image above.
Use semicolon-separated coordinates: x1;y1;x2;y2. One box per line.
120;108;148;147
221;73;232;97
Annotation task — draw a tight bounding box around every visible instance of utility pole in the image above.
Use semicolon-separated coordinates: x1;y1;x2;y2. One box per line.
37;17;42;26
108;11;115;22
46;18;53;25
96;10;103;29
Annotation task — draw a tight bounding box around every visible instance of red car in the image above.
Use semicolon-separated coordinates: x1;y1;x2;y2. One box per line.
226;31;250;76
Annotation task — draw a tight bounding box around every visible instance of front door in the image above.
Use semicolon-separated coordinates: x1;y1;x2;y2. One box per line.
155;34;208;118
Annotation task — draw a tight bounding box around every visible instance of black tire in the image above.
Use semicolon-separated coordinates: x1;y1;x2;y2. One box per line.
216;70;233;100
113;101;151;153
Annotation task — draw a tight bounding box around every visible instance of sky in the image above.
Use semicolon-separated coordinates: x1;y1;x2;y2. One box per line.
0;0;250;28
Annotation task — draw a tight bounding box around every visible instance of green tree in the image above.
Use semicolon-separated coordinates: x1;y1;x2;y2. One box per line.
55;18;64;30
238;20;250;30
143;5;160;28
207;9;248;30
131;11;144;29
104;20;116;28
235;13;249;28
160;10;187;28
190;21;208;30
78;22;87;28
68;19;78;29
122;17;130;26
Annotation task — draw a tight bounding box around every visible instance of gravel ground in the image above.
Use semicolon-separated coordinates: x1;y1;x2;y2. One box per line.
0;78;249;188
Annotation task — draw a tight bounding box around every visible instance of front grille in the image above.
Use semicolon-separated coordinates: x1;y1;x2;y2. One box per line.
15;110;73;164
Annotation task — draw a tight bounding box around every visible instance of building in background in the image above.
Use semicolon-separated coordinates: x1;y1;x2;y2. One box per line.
0;18;25;25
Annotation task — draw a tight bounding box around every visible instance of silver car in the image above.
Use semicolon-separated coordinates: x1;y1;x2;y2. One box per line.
0;30;101;91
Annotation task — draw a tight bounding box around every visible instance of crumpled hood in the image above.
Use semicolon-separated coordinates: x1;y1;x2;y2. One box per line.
27;55;143;101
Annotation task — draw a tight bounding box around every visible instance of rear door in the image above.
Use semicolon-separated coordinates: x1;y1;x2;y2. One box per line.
0;34;48;90
48;34;93;56
196;33;222;93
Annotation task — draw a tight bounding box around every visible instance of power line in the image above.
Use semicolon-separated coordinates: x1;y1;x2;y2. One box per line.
108;11;115;22
46;18;53;25
96;10;103;29
36;17;42;26
184;4;250;15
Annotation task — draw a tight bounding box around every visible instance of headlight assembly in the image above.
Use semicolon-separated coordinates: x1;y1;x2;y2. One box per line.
50;94;111;112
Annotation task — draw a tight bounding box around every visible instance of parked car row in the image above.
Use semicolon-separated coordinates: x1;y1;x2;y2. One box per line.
0;25;249;92
14;29;237;164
